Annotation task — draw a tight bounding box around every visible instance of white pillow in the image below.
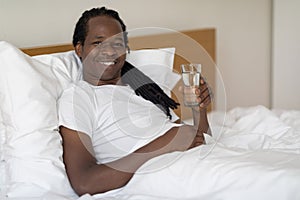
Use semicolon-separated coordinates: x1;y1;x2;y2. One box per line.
126;47;180;97
0;108;5;196
33;50;82;87
0;41;76;198
34;47;180;97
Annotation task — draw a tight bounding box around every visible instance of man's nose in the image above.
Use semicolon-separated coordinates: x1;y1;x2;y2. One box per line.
100;42;117;56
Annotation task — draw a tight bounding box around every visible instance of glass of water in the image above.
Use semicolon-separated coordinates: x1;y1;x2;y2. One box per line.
181;63;201;107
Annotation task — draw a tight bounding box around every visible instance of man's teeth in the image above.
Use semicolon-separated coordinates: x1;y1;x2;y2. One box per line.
99;61;115;65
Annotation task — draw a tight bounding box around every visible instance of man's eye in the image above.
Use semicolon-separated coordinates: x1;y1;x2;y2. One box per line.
93;41;102;45
113;42;125;48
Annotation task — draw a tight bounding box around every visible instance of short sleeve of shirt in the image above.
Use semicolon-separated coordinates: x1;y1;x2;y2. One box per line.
58;83;94;138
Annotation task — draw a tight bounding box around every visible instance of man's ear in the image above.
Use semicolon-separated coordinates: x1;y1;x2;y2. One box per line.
75;43;83;60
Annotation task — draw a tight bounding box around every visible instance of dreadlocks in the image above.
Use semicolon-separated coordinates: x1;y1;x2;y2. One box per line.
121;61;179;119
72;7;179;119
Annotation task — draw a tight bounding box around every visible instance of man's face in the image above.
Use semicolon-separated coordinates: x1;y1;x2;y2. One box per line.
76;16;126;85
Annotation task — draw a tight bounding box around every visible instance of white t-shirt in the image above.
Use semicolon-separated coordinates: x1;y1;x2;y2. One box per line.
58;80;181;163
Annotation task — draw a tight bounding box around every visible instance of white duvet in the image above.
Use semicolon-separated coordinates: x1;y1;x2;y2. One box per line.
7;106;300;200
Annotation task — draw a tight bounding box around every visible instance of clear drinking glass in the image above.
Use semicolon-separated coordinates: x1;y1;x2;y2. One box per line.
181;63;201;107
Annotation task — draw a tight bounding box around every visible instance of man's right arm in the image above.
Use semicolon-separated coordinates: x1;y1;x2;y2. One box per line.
60;125;199;196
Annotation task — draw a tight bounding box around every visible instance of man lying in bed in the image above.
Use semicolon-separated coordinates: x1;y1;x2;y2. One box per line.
58;7;212;196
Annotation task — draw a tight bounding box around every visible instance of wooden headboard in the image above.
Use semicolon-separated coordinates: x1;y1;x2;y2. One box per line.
22;28;216;120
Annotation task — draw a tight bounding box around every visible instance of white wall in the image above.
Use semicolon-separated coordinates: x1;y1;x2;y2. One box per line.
0;0;272;111
272;0;300;109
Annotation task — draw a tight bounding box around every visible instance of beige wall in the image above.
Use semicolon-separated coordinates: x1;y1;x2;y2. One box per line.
0;0;272;111
272;0;300;109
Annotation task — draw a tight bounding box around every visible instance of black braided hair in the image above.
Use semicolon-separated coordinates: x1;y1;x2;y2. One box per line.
121;61;179;119
73;7;179;119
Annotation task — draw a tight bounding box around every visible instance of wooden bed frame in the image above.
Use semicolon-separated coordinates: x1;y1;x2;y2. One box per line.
21;28;216;119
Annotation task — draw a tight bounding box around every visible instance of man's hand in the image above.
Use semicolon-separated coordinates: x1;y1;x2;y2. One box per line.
195;76;213;110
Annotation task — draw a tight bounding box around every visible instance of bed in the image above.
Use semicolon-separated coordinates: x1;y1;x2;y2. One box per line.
1;28;300;200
